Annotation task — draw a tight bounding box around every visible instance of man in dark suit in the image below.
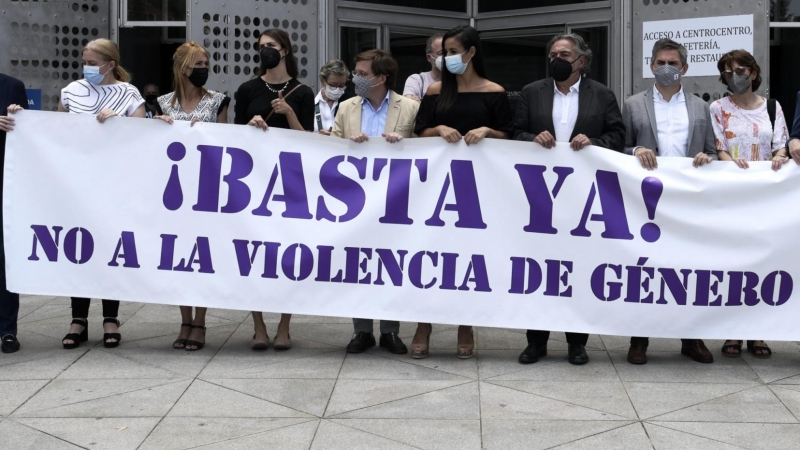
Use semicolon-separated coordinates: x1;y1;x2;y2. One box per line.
513;33;625;366
0;73;27;354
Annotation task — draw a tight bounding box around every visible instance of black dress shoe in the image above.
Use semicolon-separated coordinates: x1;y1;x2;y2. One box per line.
379;333;408;354
346;332;376;353
518;343;547;364
568;343;589;365
1;335;20;354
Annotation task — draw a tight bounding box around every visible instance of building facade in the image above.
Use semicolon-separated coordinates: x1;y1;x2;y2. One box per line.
1;0;798;126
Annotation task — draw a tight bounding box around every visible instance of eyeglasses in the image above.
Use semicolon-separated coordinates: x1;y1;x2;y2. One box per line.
721;67;750;79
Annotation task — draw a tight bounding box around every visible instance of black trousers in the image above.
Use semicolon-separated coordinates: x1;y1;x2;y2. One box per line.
0;211;19;337
527;330;588;346
71;297;119;319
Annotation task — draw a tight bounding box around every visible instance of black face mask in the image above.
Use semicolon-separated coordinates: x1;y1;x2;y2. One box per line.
187;67;209;88
144;94;157;104
260;47;283;70
551;57;579;82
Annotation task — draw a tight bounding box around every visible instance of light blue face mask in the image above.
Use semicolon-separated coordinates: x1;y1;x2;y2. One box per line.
83;62;109;85
445;51;472;75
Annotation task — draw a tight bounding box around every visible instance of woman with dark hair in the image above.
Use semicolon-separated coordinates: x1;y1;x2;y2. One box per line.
153;41;230;351
233;29;314;350
413;25;512;360
234;29;314;131
711;49;789;360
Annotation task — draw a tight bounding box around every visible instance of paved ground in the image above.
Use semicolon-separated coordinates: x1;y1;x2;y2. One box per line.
2;296;800;449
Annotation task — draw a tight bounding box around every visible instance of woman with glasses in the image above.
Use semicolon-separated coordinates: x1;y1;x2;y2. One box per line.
233;28;314;351
710;49;789;360
152;41;230;351
313;59;351;135
412;25;512;360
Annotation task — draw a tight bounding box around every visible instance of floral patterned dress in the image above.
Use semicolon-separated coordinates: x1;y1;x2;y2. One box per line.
710;96;788;161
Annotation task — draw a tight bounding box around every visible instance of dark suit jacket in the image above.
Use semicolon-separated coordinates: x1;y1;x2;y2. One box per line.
788;91;800;149
0;73;27;156
513;76;625;151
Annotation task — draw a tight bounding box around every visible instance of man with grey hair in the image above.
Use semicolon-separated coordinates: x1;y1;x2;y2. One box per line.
622;37;716;365
314;59;352;135
402;34;443;102
513;33;625;366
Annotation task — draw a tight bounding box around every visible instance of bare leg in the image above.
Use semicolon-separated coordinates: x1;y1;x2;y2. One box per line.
276;314;291;340
173;306;193;349
186;307;207;351
252;312;268;342
411;323;432;353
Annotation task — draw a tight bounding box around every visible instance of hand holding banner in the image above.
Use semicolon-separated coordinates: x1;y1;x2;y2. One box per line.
4;110;797;339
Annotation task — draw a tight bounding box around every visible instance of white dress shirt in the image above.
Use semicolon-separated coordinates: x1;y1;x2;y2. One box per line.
652;86;689;157
313;90;339;132
553;79;580;143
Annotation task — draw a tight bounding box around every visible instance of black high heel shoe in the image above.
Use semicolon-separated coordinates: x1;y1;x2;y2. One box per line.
62;319;88;350
173;323;192;349
103;318;122;348
185;325;206;352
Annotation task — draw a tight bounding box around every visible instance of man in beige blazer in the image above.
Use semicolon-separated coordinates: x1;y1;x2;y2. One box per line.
331;49;419;144
331;49;418;355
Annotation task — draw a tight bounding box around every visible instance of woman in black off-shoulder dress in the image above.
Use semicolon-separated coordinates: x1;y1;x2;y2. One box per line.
412;25;512;360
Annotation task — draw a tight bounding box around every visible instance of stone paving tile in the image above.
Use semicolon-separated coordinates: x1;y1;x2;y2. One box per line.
609;351;761;383
310;419;415;450
644;423;746;450
168;379;314;418
650;386;798;423
624;381;761;420
14;379;191;418
767;385;800;419
484;380;638;419
649;421;800;450
551;422;652;450
327;418;482;450
138;418;316;450
13;378;189;416
6;296;800;449
204;378;336;417
338;352;475;381
479;381;629;421
13;417;160;450
481;419;634;450
324;379;469;417
480;350;620;382
328;381;480;419
371;347;480;380
0;419;85;449
0;380;50;415
199;348;346;379
174;419;319;449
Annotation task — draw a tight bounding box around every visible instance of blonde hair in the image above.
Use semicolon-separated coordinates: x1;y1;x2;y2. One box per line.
171;42;210;107
83;39;131;83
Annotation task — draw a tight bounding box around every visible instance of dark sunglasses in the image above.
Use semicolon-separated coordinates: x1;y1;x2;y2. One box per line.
721;67;750;79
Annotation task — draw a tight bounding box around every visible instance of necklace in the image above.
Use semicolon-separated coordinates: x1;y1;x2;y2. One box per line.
264;80;290;94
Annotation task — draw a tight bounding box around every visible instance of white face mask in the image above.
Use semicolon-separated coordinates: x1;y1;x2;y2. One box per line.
434;55;443;71
324;85;345;101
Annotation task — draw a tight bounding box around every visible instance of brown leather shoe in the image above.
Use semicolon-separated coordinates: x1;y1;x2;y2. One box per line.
681;339;713;363
627;341;648;365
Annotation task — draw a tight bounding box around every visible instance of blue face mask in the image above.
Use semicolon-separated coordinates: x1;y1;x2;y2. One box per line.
83;63;109;85
445;51;472;75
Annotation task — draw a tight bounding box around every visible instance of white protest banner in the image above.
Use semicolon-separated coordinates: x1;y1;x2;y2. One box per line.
4;110;799;339
642;14;754;78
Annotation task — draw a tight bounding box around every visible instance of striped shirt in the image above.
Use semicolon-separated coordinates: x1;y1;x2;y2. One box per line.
61;80;144;117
